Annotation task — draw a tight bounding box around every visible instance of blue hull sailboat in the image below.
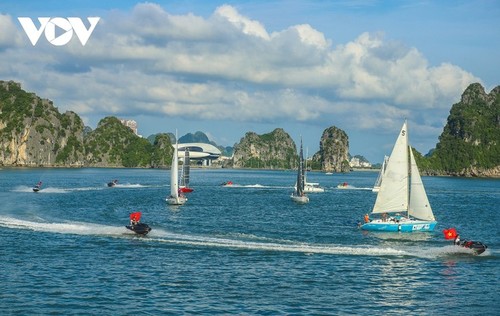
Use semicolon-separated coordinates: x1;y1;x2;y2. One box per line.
361;120;437;232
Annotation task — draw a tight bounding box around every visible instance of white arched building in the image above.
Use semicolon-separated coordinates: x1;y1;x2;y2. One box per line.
174;143;222;166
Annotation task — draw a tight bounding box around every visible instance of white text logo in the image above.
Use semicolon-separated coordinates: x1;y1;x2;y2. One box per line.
18;17;100;46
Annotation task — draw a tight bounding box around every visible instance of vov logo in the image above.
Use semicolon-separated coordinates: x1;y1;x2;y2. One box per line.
18;17;100;46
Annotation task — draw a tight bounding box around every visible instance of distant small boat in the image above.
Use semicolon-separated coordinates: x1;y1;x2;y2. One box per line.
325;172;333;175
33;181;42;192
302;148;324;193
221;181;233;186
107;179;118;187
337;182;349;189
291;138;309;204
304;182;325;193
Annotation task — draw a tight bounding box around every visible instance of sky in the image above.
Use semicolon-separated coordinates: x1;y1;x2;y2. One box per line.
0;0;498;163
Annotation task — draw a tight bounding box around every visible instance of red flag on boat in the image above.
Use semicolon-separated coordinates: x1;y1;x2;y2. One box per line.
130;212;141;222
443;228;457;240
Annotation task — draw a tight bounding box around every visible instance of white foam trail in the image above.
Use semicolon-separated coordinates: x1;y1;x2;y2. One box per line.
1;217;490;258
114;183;146;188
1;217;127;235
223;184;289;189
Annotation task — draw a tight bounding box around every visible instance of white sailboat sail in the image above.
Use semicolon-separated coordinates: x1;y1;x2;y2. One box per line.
170;142;180;198
409;148;435;221
372;155;388;192
167;132;187;205
372;122;409;214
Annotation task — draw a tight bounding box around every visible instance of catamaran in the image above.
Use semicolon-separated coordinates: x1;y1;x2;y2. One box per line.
372;155;388;192
291;138;309;204
166;133;187;205
361;120;437;232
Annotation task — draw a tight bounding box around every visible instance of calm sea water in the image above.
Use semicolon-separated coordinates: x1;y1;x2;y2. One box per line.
0;167;498;315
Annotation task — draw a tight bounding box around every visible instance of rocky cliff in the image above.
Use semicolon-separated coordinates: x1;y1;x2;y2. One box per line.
232;128;297;169
84;116;155;167
0;81;85;167
424;83;500;177
0;81;172;168
312;126;350;172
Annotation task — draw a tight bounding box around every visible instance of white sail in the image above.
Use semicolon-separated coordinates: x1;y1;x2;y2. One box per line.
372;155;388;192
166;130;187;205
170;142;179;198
409;148;435;221
372;121;409;214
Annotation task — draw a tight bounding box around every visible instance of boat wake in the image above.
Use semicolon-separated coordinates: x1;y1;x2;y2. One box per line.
12;186;71;193
12;184;152;193
223;184;289;189
3;217;490;258
111;183;148;188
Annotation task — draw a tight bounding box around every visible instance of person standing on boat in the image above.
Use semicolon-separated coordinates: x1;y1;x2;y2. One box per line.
364;214;370;223
454;234;461;245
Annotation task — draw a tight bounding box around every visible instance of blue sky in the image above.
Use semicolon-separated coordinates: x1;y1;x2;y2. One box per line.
1;0;498;162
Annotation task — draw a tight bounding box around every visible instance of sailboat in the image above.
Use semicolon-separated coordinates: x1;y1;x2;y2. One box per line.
302;148;325;193
179;148;193;193
372;155;389;192
166;133;187;205
361;120;437;232
291;138;309;204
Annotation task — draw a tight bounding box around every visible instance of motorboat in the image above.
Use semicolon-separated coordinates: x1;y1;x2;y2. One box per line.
33;181;42;192
126;223;152;236
125;212;152;236
107;180;118;187
457;240;488;255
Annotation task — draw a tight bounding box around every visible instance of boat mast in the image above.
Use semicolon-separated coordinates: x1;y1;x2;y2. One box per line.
405;120;410;219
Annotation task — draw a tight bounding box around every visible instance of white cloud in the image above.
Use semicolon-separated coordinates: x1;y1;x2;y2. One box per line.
0;4;481;142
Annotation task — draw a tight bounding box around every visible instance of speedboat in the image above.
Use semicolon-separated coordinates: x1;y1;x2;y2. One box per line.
107;180;118;187
33;181;42;192
221;181;233;186
457;240;488;255
337;182;349;189
125;223;152;236
126;212;151;236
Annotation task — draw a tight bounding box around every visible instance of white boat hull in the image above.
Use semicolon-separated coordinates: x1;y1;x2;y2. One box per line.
291;194;309;204
304;184;325;193
166;196;187;205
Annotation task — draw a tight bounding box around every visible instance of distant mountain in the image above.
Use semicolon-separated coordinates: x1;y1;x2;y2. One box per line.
232;128;297;169
0;80;85;167
421;83;500;177
312;126;350;172
179;131;209;143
